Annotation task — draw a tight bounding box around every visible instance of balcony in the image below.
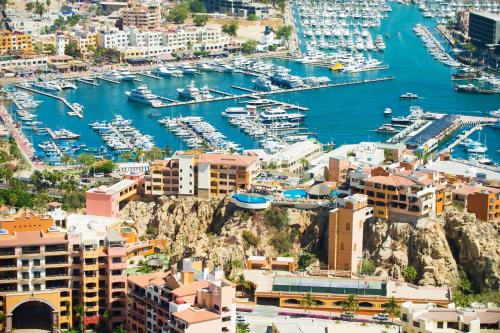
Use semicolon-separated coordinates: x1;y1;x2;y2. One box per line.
21;247;41;256
0;248;16;257
45;245;69;255
83;251;97;259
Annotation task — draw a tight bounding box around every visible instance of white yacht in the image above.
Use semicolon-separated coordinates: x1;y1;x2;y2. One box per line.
119;69;136;81
125;85;164;108
221;106;257;118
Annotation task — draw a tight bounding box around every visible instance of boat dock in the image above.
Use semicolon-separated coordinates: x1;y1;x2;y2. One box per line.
208;88;233;96
156;96;177;103
97;76;121;84
14;85;83;119
76;78;99;86
440;124;483;154
140;72;161;80
232;85;257;93
156;77;394;110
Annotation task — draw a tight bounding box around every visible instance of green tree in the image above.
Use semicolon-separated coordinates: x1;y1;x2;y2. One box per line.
298;252;316;270
189;0;206;13
222;21;238;36
32;190;53;213
44;44;56;55
135;147;144;162
269;233;291;253
73;304;86;333
193;14;208;26
93;160;116;174
167;3;189;24
65;41;81;58
300;292;316;314
164;145;173;158
242;230;258;247
241;39;258;53
402;266;418;284
34;1;46;17
264;207;289;230
60;154;73;166
360;258;376;276
120;151;133;162
276;25;293;45
45;0;50;8
275;0;285;12
342;294;359;316
384;297;399;322
236;322;250;333
25;1;34;11
247;13;258;21
452;292;471;308
112;324;129;333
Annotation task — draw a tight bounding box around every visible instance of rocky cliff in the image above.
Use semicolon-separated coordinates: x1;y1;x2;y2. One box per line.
122;197;500;291
121;196;328;274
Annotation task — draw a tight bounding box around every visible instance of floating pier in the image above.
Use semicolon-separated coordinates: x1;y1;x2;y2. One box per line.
156;77;394;110
14;85;83;119
97;76;121;84
76;78;99;86
140;72;161;80
208;88;232;96
441;124;483;154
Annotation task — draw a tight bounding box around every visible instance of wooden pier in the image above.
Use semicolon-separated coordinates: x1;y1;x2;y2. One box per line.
140;72;161;80
97;76;121;84
76;78;99;86
208;88;232;96
14;85;83;119
156;77;394;110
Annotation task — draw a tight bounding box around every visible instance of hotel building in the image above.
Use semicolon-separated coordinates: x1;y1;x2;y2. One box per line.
350;167;436;223
144;151;259;199
0;30;33;54
398;302;500;333
162;26;231;53
127;259;236;333
123;3;162;30
328;194;373;272
466;188;500;222
0;210;72;332
86;178;139;218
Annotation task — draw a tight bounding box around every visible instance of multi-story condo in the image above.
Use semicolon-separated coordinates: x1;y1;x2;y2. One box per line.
162;26;231;53
203;0;271;18
123;3;162;30
0;210;72;332
0;30;33;54
466;187;500;222
349;167;436;223
398;302;500;333
96;28;130;49
129;29;164;48
144;151;259;198
127;259;236;333
67;213;128;331
468;11;500;49
328;194;373;272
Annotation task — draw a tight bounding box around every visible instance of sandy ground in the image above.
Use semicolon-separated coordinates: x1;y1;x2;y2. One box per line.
7;0;61;11
209;17;283;41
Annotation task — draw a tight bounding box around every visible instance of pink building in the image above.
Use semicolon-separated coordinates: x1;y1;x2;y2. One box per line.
85;179;138;217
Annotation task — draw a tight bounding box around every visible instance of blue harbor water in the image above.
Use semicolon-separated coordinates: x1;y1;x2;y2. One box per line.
11;3;500;163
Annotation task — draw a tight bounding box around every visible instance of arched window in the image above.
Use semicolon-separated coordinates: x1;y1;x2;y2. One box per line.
345;223;351;231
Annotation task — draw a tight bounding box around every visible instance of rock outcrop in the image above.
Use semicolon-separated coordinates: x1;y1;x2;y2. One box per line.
122;197;500;291
121;196;328;274
444;208;500;292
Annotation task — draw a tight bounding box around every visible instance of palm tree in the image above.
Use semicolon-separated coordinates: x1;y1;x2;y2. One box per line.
384;297;399;323
342;294;359;317
164;145;172;158
61;154;72;166
300;292;316;315
73;304;85;333
236;274;251;295
134;147;144;162
236;322;250;333
120;151;133;162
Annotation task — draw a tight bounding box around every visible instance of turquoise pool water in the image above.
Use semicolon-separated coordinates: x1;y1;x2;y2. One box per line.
283;189;308;199
232;193;269;204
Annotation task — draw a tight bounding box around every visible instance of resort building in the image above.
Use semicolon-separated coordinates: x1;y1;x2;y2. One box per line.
66;214;128;331
127;259;236;333
122;3;162;30
0;210;72;332
85;178;139;217
0;30;33;54
267;140;323;174
203;0;272;18
466;187;500;222
398;302;500;333
243;269;450;315
349;167;437;223
96;28;130;49
144;151;259;198
245;256;297;272
328;194;372;272
129;29;164;48
468;11;500;51
328;157;350;183
162;26;231;53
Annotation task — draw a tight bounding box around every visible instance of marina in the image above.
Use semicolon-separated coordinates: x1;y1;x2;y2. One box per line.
0;2;497;166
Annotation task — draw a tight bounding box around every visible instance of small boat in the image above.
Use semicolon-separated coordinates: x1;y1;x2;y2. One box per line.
377;124;398;133
400;92;419;99
383;108;392;116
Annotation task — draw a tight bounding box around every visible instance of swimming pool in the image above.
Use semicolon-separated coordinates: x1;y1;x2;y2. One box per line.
231;193;271;209
283;189;308;199
232;193;269;204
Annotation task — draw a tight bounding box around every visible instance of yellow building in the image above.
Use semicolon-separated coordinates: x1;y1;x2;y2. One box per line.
0;30;32;54
0;212;72;332
328;194;372;272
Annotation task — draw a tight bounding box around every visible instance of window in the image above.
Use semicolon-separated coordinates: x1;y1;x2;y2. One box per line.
340;243;344;251
437;321;443;328
345;223;350;231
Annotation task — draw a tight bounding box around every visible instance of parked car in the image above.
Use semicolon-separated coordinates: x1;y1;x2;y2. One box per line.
373;313;389;321
340;312;355;320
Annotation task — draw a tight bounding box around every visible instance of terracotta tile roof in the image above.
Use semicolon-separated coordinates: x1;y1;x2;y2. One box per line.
127;271;169;288
200;153;257;167
0;231;67;247
173;307;220;324
172;280;210;297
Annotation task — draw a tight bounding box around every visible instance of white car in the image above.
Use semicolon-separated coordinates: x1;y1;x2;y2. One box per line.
373;313;389;321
